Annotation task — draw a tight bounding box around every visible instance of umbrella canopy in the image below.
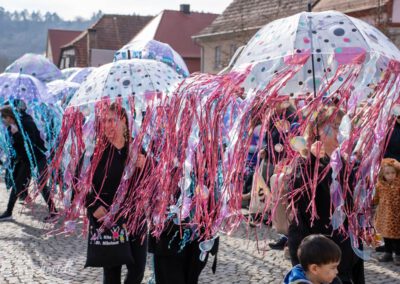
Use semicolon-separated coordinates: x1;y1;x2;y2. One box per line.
45;80;80;106
68;59;181;109
234;10;400;96
114;39;189;77
0;73;46;103
66;67;95;84
5;53;63;83
61;68;81;80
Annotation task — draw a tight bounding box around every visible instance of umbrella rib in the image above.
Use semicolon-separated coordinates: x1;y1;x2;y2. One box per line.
341;13;371;55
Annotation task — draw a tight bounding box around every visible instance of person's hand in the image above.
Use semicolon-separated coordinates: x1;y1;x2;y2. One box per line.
93;206;107;220
135;153;146;169
10;123;18;134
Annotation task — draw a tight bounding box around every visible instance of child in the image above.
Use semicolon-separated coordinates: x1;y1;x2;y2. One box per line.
374;158;400;265
284;235;341;284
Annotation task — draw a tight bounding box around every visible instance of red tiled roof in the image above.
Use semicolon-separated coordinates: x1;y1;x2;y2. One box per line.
46;29;82;64
153;10;218;58
60;14;153;67
91;14;153;50
313;0;390;13
195;0;318;37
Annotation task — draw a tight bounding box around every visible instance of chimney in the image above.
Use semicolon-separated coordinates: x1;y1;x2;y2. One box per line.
180;4;190;14
87;28;97;66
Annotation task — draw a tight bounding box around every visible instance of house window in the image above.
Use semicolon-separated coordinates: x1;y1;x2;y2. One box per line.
214;46;221;69
61;55;75;68
230;44;238;58
69;56;75;67
60;49;76;68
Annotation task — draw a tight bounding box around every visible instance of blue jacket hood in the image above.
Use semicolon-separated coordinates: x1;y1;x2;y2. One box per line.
283;265;313;284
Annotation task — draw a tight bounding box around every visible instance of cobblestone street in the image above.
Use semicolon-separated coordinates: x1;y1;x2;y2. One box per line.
0;183;399;284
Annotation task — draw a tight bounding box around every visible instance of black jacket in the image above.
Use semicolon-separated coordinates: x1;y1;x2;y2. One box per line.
288;155;364;284
289;154;358;236
86;144;128;215
384;121;400;162
8;111;46;165
84;143;148;237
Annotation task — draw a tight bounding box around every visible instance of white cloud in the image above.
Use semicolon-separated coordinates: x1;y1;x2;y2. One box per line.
0;0;231;20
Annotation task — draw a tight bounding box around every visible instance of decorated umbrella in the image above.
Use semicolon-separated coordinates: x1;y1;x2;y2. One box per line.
0;73;53;187
114;39;189;77
45;80;80;107
5;53;63;83
109;68;251;248
49;58;183;234
43;80;81;147
66;67;95;84
0;73;46;103
220;10;400;256
61;68;81;80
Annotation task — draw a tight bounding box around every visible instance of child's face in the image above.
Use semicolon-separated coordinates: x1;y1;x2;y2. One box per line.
309;261;339;284
383;166;397;182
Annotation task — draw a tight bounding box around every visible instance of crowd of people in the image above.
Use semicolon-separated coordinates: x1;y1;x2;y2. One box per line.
0;99;399;284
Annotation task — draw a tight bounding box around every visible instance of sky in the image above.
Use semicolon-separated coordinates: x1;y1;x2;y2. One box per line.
0;0;232;20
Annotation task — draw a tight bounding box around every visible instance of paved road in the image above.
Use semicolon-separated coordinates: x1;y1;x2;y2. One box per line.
0;183;399;283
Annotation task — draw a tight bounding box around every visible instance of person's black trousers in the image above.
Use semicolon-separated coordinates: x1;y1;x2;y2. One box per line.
103;237;148;284
6;158;55;214
384;238;400;255
7;161;31;210
153;240;208;284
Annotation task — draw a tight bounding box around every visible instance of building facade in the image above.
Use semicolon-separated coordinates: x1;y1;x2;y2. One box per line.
195;0;400;74
46;29;82;64
59;14;152;69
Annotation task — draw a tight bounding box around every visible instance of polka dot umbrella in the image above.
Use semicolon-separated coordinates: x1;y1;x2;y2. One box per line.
5;53;63;83
234;10;400;97
114;39;190;77
0;73;46;104
45;80;80;106
61;68;81;80
224;10;400;257
49;58;183;233
65;67;95;84
43;80;81;147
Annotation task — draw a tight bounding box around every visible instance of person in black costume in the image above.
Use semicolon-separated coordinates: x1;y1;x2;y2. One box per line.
149;222;219;284
287;106;365;284
0;103;56;221
148;161;219;283
384;116;400;162
85;103;147;284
